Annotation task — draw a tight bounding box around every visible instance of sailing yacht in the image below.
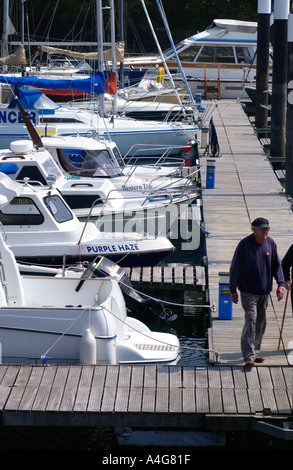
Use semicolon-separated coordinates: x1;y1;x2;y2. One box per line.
0;83;198;157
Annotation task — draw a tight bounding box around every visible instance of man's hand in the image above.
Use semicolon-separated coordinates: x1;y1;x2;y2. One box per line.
277;287;285;301
230;292;238;304
285;280;292;291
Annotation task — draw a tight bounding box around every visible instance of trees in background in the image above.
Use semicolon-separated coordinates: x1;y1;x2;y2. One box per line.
4;0;258;54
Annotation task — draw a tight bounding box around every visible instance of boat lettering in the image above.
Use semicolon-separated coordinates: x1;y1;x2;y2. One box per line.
87;243;139;253
122;183;152;190
0;110;39;125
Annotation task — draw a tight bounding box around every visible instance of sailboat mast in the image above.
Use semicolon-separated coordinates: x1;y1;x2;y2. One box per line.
155;0;195;106
140;0;182;106
2;0;9;72
96;0;105;116
110;0;117;114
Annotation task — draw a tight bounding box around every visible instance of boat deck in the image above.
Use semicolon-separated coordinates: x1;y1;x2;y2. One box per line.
202;101;293;366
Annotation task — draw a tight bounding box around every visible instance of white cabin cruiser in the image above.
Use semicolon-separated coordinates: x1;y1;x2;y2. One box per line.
123;19;268;99
0;172;174;267
0;223;180;365
40;133;198;193
0;140;199;241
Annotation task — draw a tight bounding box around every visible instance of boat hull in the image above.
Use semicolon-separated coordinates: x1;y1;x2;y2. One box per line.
0;307;179;365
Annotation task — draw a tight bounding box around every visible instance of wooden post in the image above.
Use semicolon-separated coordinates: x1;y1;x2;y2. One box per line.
255;0;271;129
285;15;293;197
270;0;289;158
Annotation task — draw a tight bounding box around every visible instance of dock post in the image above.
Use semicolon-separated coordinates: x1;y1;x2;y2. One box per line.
255;0;271;129
270;0;289;158
285;15;293;196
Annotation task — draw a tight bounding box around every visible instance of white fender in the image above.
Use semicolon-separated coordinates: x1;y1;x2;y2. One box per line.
79;327;97;364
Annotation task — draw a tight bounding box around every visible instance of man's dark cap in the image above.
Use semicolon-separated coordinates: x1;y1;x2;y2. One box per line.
251;217;270;229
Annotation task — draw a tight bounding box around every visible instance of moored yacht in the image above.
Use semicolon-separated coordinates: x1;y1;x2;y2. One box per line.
0;172;175;267
123;19;270;100
0;83;198;156
0;139;200;246
0;217;180;365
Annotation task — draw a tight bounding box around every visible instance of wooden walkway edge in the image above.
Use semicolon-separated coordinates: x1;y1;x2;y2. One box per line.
0;364;292;433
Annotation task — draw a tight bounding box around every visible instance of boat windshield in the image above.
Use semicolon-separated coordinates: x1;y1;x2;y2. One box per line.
44;194;73;223
167;43;254;65
57;148;124;178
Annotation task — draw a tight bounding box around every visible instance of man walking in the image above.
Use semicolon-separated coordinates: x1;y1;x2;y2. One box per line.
229;217;284;367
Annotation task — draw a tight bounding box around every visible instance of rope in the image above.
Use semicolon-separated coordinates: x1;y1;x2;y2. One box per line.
39;299;220;363
41;305;94;361
118;277;211;309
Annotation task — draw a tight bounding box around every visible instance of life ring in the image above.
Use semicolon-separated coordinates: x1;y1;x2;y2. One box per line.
157;67;165;83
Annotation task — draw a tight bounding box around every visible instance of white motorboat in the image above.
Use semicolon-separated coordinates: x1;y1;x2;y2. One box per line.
17;255;178;324
0;172;175;267
0;140;200;245
39;133;198;192
0;84;198;156
0;221;180;365
123;19;270;100
104;92;195;121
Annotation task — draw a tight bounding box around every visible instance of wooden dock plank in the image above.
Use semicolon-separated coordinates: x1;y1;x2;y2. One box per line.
32;365;57;411
18;367;45;411
87;365;107;412
74;365;94;412
46;365;69;411
59;365;82;412
100;365;119;412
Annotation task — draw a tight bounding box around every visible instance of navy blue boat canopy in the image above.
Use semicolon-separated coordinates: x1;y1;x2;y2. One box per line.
0;72;105;94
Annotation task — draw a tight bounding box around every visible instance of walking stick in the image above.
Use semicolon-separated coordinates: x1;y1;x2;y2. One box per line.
277;289;289;350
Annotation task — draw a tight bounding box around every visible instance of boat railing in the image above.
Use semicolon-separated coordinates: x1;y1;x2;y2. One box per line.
123;143;187;162
0;221;7;242
122;162;200;189
77;186;198;245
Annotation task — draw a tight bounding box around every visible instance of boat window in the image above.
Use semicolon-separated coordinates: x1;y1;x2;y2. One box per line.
235;46;254;64
16;165;48;186
57;148;123;178
197;46;235;63
44;194;73;223
0;197;44;225
43;158;63;178
40;117;85;123
178;45;201;62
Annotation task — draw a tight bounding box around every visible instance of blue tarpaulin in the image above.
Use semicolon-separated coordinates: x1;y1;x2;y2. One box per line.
0;72;105;94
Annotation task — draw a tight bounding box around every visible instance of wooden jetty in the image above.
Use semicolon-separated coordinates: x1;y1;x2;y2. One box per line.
0;363;292;443
124;264;205;291
201;101;293;366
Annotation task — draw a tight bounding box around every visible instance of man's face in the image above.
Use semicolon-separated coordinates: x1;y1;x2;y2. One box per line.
252;227;270;244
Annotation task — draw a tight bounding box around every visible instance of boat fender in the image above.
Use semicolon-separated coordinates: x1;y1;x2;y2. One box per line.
79;327;97;364
182;140;198;167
